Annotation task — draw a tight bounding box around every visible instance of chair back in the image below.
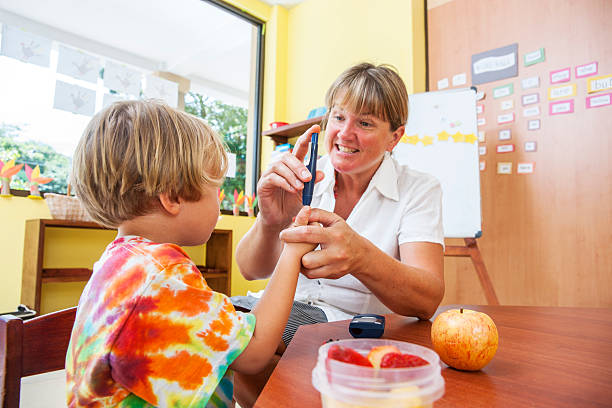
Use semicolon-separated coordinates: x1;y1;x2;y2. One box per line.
0;307;76;408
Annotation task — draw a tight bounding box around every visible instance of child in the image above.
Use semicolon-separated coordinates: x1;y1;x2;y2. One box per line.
66;100;314;407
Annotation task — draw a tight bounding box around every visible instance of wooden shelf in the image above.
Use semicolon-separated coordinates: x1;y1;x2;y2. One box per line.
21;219;233;312
262;115;324;145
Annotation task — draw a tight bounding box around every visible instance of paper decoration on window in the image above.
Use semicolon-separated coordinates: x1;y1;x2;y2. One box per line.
549;99;574;115
575;62;598;78
586;92;612;109
0;25;51;67
471;43;518;85
437;78;449;90
550;68;571;84
143;75;179;108
479;145;487;156
497;162;512;174
478;131;486;143
57;45;101;83
548;84;576;100
498;129;511;141
104;61;142;96
587;74;612;93
528;119;541;130
523;106;540;117
500;99;514;110
226;152;236;178
496;144;515;153
517;162;534;174
102;93;126;109
53;80;96;116
524;141;537;152
523;48;545;66
493;83;514;99
497;113;515;125
480;161;486;171
452;73;467;86
402;134;436;146
521;76;540;90
522;93;539;106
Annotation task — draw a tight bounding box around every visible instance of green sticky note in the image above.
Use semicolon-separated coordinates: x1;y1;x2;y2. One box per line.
493;83;514;99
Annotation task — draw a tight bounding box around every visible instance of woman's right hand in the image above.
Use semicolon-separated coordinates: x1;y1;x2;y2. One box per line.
257;124;324;229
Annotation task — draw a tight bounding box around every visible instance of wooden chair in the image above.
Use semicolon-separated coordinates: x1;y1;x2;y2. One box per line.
0;307;76;408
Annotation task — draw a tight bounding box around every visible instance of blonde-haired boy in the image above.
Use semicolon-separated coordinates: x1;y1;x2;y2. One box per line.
66;100;313;407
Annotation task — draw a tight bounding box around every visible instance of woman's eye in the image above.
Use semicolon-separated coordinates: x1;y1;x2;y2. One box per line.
361;121;372;127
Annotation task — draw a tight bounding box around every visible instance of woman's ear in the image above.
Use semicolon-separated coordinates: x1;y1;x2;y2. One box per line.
158;193;181;216
387;125;405;151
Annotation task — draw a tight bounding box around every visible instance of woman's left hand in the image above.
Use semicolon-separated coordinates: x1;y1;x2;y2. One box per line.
279;208;365;279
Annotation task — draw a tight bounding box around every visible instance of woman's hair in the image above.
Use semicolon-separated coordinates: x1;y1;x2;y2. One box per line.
72;99;228;227
323;62;409;131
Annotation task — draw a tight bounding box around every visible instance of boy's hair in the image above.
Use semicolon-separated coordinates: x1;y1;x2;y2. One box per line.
72;99;228;228
323;62;409;131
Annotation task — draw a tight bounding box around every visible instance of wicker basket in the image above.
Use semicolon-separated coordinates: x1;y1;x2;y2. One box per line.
44;193;94;222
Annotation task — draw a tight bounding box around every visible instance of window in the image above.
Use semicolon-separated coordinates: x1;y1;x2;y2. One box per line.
0;0;263;210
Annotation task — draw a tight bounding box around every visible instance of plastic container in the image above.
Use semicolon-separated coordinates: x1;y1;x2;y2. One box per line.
312;339;444;408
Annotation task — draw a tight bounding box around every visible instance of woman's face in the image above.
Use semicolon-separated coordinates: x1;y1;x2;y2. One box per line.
325;105;404;179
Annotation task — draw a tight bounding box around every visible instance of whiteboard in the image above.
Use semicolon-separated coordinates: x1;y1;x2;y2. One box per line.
392;88;481;238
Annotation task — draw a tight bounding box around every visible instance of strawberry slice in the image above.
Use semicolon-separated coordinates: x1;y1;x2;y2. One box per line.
380;352;429;368
327;345;373;367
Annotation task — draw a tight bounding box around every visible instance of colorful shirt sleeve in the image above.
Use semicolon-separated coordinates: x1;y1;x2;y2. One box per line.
109;259;255;408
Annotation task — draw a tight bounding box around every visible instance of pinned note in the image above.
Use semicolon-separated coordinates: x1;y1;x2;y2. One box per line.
438;78;449;90
517;162;535;174
522;93;539;106
479;145;487;156
478;131;486;143
586;92;612;109
497;162;512;174
493;83;514;99
548;84;576;100
480;161;486;171
524;141;537;152
523;106;540;117
524;48;545;66
498;129;511;141
452;73;467;86
575;61;598;78
496;144;515;153
497;113;515;125
550;67;571;84
549;99;574;115
501;99;514;110
528;119;541;130
587;74;612;93
522;76;540;90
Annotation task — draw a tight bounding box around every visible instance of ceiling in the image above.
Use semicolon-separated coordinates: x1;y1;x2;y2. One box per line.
0;0;257;106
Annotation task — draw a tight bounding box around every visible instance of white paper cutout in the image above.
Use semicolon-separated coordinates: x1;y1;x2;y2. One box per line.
1;25;51;67
523;106;540;117
437;78;449;90
517;163;534;174
452;73;467;86
53;80;96;116
528;119;541;130
104;61;142;96
501;99;514;110
57;45;101;83
497;162;512;174
498;129;511;140
524;141;537;152
480;161;486;171
478;131;486;142
522;76;540;89
143;75;179;108
479;145;487;155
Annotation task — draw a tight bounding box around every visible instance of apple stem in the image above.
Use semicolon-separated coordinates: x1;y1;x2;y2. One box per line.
460;308;463;313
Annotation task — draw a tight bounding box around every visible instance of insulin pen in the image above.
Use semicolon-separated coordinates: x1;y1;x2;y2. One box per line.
302;132;319;206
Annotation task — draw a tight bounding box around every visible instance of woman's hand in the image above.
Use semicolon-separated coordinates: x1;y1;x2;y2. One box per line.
257;125;324;229
279;208;365;279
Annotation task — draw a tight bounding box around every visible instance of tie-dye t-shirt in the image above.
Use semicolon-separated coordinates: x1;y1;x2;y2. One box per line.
66;236;256;408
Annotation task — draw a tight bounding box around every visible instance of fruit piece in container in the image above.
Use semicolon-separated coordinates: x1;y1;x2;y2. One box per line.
327;345;373;367
380;352;429;368
367;345;400;368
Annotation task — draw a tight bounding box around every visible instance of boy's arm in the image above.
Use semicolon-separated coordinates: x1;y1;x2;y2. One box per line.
230;207;314;374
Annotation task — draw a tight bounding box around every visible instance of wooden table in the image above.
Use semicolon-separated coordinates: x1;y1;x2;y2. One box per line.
255;305;612;407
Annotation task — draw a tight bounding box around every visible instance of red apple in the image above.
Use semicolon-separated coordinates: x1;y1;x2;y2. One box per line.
431;308;498;371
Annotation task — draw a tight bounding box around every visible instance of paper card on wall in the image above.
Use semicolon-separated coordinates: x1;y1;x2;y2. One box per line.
522;93;539;106
471;43;518;85
550;67;571;84
524;141;537;152
57;45;101;83
497;112;515;125
524;48;545;66
452;73;467;86
226;152;236;178
498;129;511;141
493;83;514;99
477;104;484;115
587;74;612;93
437;78;449;90
0;25;51;67
102;93;126;109
496;143;515;153
548;84;576;100
586;92;612;109
575;61;598;78
478;131;486;142
517;162;535;174
143;75;179;108
521;76;540;90
53;80;96;116
480;160;486;171
479;145;487;155
477;117;486;126
497;162;512;174
104;61;142;96
500;99;514;110
549;99;574;115
528;119;541;130
523;106;540;117
476;91;486;100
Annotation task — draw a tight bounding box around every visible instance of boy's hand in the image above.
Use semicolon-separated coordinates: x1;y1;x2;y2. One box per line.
283;206;318;256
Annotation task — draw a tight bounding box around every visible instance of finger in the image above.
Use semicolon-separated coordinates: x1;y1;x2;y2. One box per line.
294;206;311;227
292;125;321;162
266;158;305;190
301;264;336;280
314;170;325;184
279;224;327;244
303;208;343;227
264;172;297;194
